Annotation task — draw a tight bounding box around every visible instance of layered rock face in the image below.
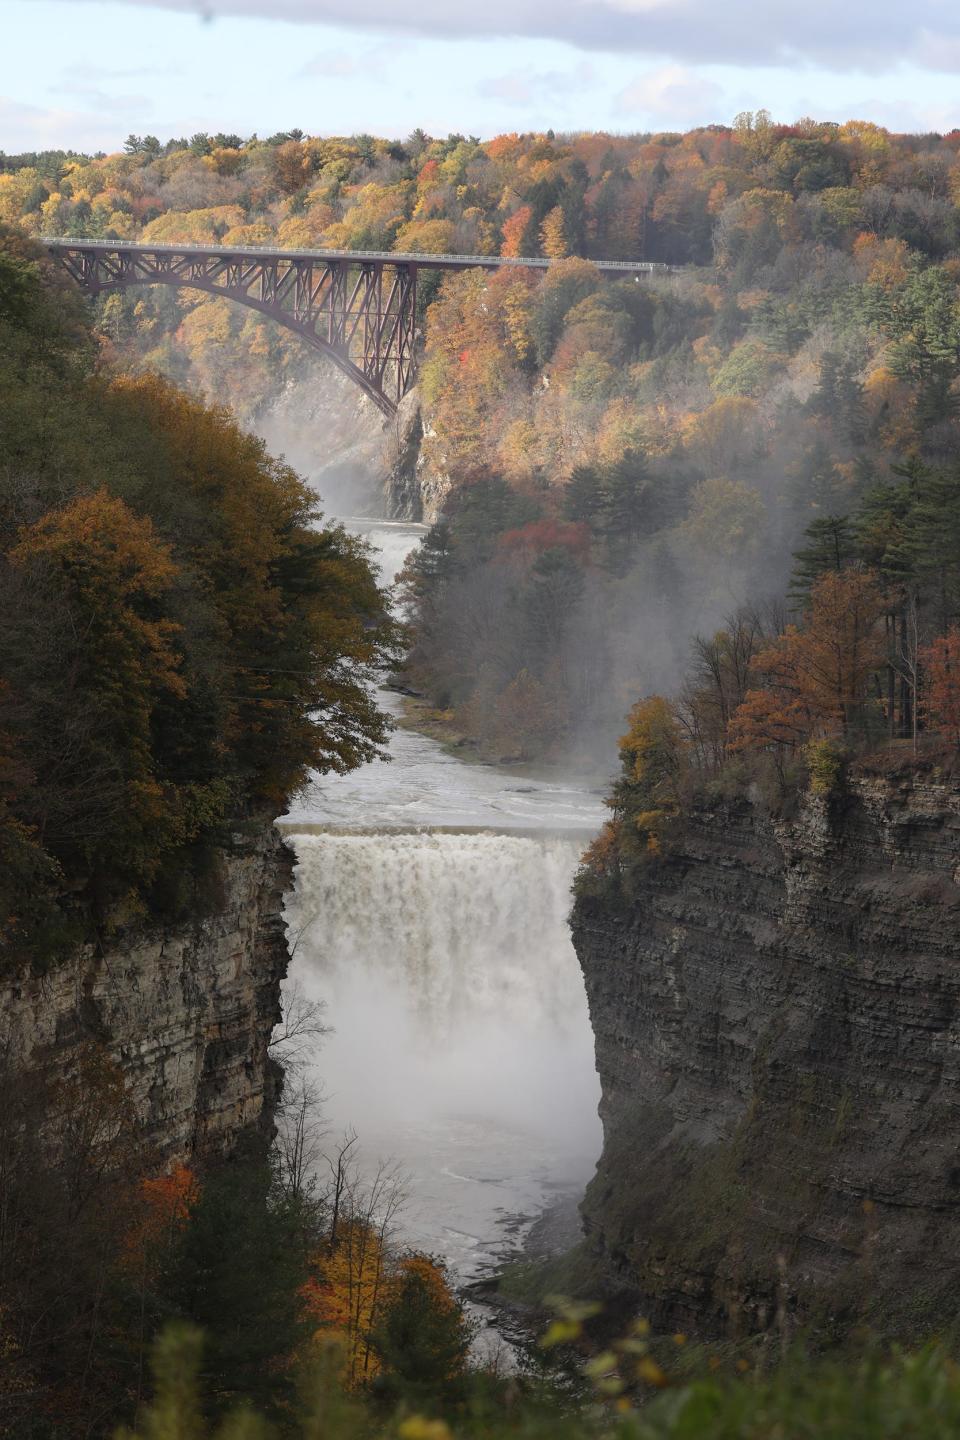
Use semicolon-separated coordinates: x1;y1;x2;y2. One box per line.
572;775;960;1337
1;823;292;1165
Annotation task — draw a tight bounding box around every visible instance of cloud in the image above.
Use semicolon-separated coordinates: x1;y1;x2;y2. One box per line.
59;61;181;82
0;96;135;152
300;49;360;77
299;38;407;80
49;0;960;74
478;61;596;108
616;65;723;123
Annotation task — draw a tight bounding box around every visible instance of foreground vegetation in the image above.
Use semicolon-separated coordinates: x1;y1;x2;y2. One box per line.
119;1321;960;1440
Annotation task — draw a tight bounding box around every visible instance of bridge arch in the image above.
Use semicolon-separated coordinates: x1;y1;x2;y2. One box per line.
93;269;401;416
44;240;670;416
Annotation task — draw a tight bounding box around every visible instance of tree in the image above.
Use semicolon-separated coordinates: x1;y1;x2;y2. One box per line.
166;1162;315;1418
8;489;191;891
601;449;651;572
869;261;960;424
789;514;856;604
540;204;568;258
563;464;606;531
530;256;601;363
683;477;765;566
371;1256;470;1406
921;626;960;748
679;608;767;769
521;545;586;661
731;569;886;750
500;204;534;258
611;696;685;859
727;685;815;785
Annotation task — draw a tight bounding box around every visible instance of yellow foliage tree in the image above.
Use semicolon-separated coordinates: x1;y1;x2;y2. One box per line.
540;205;568;258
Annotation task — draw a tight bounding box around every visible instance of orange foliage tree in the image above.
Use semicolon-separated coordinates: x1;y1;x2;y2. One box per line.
301;1218;393;1387
500;204;534;257
121;1165;198;1283
730;570;886;768
921;627;960;747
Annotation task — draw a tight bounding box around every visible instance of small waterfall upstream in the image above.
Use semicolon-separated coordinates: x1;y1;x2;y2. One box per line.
279;518;604;1296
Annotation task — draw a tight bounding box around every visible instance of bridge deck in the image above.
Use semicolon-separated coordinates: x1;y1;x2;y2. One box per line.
42;236;670;275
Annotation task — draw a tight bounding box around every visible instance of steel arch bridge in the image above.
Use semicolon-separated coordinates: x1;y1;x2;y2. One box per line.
43;238;671;417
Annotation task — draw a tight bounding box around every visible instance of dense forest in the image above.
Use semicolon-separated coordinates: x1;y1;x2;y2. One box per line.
5;119;958;762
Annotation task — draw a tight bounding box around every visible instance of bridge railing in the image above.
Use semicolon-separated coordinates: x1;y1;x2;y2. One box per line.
41;235;673;275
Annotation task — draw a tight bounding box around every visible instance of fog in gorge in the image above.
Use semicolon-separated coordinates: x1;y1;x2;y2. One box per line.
255;370;398;520
279;518;604;1287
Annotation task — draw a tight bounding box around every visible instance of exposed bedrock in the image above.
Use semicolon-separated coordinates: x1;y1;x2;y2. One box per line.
571;775;960;1337
1;822;292;1165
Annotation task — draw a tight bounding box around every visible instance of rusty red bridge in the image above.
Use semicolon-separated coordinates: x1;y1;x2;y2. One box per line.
43;237;670;417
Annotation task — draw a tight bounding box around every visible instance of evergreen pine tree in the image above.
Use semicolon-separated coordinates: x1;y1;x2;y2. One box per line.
601;449;649;573
562;464;606;531
371;1264;470;1406
789;514;856;604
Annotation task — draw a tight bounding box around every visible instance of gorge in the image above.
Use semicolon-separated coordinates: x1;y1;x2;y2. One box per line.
11;107;960;1434
280;519;604;1294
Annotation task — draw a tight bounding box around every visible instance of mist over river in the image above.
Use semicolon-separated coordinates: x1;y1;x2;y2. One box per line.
279;518;604;1299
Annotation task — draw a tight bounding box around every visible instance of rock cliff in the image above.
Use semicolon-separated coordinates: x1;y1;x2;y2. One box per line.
571;773;960;1338
0;821;292;1165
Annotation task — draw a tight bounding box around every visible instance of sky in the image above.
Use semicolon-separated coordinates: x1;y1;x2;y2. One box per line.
3;0;960;154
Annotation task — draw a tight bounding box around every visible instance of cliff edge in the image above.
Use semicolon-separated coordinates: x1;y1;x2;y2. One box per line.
571;773;960;1338
1;821;292;1166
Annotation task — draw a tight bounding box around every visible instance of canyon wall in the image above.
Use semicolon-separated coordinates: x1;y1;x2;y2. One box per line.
572;773;960;1339
0;821;292;1166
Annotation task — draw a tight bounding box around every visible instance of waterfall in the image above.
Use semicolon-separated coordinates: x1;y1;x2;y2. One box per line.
285;829;600;1159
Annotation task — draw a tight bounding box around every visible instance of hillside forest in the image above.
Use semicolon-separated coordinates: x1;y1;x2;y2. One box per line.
7;117;960;764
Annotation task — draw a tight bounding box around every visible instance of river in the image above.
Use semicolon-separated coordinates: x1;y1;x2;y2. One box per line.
279;518;605;1327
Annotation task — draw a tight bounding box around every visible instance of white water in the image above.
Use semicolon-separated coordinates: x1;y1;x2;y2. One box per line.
279;518;605;1294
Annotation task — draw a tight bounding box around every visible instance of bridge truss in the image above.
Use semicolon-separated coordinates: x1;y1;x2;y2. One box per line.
44;239;668;417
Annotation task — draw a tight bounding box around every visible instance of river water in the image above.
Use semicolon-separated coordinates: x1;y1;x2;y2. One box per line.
279;518;605;1309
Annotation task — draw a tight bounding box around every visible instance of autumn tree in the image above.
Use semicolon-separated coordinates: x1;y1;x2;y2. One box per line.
8;489;190;894
610;696;685;861
500;203;534;257
921;627;960;748
540;204;568;258
730;569;886;764
679;607;768;769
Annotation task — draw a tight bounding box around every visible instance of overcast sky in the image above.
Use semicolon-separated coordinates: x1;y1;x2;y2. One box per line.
4;0;960;154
